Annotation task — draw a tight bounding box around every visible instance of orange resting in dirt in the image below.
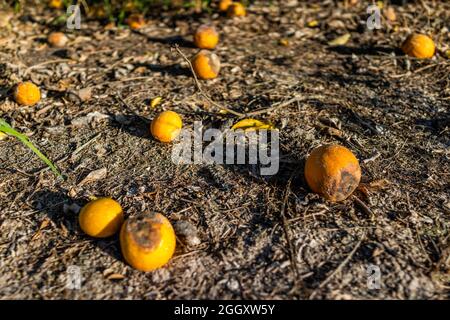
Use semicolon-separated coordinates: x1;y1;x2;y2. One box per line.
79;198;124;238
150;110;183;143
304;144;361;202
227;2;246;17
120;213;176;272
47;31;68;48
194;24;219;50
219;0;233;12
192;50;221;80
13;82;41;106
401;34;435;59
126;13;145;30
48;0;63;9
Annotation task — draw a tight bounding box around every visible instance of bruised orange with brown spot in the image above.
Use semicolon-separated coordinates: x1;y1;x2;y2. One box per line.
304;144;361;202
227;2;246;18
194;24;219;50
120;213;176;272
401;33;435;59
192;50;221;80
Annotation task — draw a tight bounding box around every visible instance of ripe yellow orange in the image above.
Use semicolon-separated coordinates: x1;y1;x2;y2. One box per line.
227;2;246;18
150;110;183;143
47;31;68;48
48;0;63;9
192;50;221;80
304;144;361;202
194;24;219;50
401;34;435;59
120;213;176;272
13;82;41;106
126;13;145;30
79;198;124;238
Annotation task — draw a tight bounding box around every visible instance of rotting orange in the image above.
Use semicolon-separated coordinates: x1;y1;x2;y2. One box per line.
304;144;361;202
120;213;176;272
126;13;145;30
78;198;124;238
47;31;68;48
150;110;183;143
401;33;435;59
13;82;41;106
194;24;219;50
192;50;221;80
227;2;246;18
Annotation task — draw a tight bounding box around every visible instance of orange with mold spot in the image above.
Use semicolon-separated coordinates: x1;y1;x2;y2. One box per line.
150;110;183;143
78;198;124;238
304;144;361;202
126;13;145;30
192;50;221;80
47;31;68;48
120;213;176;272
194;24;219;50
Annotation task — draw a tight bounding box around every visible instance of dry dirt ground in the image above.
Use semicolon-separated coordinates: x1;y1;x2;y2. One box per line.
0;1;449;299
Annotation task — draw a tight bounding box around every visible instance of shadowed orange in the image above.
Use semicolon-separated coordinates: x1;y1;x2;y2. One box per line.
13;82;41;106
79;198;124;238
304;144;361;202
227;2;246;17
192;50;221;80
126;13;145;30
401;34;435;59
194;25;219;50
219;0;233;12
150;110;183;143
120;213;176;272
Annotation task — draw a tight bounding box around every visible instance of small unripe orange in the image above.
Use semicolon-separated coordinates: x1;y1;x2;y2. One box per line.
219;0;233;12
150;110;183;143
13;82;41;106
48;0;63;9
126;13;145;30
120;213;176;272
192;50;221;80
79;198;124;238
194;24;219;50
47;31;68;48
401;33;435;59
227;2;246;18
304;144;361;202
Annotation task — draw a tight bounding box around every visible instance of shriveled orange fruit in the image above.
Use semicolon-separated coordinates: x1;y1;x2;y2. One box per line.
150;110;183;143
13;82;41;106
126;13;145;30
219;0;233;12
79;198;124;238
192;50;221;80
304;144;361;202
120;213;176;272
194;24;219;50
227;2;246;18
401;33;435;59
47;31;68;48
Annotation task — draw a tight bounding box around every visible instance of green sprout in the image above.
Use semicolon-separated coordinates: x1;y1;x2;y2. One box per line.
0;119;62;178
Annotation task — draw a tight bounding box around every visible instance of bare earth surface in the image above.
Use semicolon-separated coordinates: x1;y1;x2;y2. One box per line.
0;1;449;299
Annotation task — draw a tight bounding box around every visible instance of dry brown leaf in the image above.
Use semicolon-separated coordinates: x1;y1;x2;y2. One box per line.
79;168;107;186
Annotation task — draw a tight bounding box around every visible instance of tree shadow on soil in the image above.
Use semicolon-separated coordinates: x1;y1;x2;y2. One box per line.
28;189;123;262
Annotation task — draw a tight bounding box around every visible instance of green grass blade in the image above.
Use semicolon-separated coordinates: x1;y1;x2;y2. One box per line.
0;119;63;178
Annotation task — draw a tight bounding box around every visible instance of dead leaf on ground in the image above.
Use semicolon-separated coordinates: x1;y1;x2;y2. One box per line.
79;168;107;186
